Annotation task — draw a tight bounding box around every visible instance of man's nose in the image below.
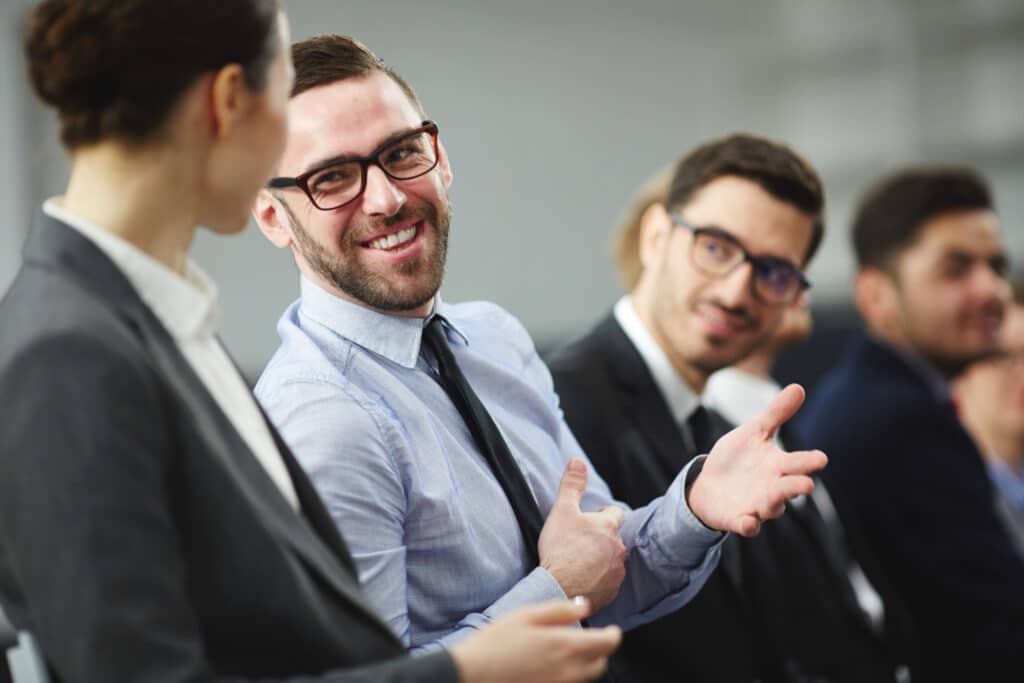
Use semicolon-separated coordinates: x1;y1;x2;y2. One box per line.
973;262;1010;305
712;260;756;309
360;164;406;217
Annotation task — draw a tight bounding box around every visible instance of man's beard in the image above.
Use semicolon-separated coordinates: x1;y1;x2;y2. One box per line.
288;200;450;313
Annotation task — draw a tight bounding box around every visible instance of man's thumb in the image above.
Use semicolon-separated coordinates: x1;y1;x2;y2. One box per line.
757;383;805;439
554;458;588;512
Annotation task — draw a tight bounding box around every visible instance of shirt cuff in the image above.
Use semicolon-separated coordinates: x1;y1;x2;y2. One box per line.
628;457;725;570
482;565;568;619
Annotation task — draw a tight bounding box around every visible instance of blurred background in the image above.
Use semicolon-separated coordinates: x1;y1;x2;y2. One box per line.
2;0;1022;390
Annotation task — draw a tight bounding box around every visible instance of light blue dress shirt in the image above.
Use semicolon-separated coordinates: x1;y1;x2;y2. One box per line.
255;277;723;652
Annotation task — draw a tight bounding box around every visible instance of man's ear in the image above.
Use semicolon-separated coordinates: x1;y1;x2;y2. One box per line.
854;266;900;330
638;202;672;272
208;63;250;139
253;189;294;249
436;139;453;189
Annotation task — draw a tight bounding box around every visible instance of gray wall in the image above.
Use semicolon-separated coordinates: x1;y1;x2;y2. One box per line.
3;0;1023;377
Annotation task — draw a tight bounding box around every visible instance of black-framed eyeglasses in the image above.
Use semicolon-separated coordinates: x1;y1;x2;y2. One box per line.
670;211;811;305
268;120;440;211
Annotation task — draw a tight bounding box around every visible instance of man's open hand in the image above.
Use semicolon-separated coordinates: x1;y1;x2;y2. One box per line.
687;383;827;536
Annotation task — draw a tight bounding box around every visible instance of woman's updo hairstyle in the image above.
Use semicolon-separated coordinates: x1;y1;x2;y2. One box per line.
25;0;279;149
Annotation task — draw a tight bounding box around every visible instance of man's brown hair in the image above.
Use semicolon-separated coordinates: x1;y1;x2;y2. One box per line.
665;133;825;265
851;166;994;271
290;34;425;116
612;134;825;291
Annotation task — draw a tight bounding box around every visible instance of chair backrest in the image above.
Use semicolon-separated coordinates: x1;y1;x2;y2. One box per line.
0;607;50;683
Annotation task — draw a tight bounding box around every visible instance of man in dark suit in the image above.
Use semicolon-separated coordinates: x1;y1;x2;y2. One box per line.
548;134;916;682
0;213;620;682
800;167;1024;682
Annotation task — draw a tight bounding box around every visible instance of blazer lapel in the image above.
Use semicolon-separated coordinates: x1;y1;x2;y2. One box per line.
140;303;392;637
592;315;746;589
593;315;693;479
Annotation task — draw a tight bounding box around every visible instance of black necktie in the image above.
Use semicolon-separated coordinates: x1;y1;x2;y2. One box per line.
684;404;714;456
422;316;545;567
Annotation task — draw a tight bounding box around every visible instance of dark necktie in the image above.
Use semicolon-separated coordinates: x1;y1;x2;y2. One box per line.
422;316;545;567
684;404;714;456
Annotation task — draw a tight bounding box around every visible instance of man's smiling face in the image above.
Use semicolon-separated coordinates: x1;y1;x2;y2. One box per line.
265;70;453;317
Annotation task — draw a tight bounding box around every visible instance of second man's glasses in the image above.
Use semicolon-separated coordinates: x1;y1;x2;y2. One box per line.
670;211;811;305
268;121;440;211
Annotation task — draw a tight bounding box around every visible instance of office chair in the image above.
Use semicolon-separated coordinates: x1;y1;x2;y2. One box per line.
0;607;49;683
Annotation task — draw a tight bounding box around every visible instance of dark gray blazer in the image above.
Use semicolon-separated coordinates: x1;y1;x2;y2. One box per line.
0;215;458;682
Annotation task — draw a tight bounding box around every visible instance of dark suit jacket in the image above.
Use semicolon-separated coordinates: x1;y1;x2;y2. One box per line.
800;331;1024;682
0;216;458;682
548;314;914;683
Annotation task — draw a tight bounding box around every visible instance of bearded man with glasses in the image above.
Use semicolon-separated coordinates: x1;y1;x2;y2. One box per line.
253;36;828;677
548;135;919;683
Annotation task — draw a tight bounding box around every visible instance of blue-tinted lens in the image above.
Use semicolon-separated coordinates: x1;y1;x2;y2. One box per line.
753;258;801;302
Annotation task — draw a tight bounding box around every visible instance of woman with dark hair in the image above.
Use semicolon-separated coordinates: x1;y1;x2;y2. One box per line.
0;2;619;681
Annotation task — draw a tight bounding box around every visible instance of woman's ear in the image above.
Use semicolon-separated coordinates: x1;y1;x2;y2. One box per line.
208;63;250;139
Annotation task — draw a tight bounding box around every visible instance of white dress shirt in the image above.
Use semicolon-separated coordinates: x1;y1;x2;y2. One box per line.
613;295;702;426
43;199;299;511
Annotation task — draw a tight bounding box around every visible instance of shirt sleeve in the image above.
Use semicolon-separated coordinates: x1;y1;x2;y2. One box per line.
516;325;725;631
257;375;569;651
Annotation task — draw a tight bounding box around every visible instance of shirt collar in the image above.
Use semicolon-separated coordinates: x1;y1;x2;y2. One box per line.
703;367;781;428
297;275;468;368
43;198;221;341
613;295;701;426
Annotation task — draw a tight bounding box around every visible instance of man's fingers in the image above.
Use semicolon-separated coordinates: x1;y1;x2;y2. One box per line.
566;625;622;659
778;449;828;476
553;458;588;512
521;597;592;626
596;505;626;531
769;474;816;508
574;656;612;683
756;383;805;438
733;514;762;538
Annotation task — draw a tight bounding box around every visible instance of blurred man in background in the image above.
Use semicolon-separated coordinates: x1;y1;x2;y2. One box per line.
954;277;1024;554
800;167;1024;682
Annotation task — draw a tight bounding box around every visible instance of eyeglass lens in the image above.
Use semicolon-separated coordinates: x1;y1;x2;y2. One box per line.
306;130;438;209
691;232;801;303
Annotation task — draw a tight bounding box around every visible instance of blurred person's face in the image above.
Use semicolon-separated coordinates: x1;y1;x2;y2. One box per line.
875;210;1008;375
633;175;815;390
203;12;293;234
255;71;452;317
955;303;1024;453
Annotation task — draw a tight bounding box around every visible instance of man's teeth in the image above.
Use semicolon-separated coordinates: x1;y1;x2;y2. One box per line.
369;227;417;250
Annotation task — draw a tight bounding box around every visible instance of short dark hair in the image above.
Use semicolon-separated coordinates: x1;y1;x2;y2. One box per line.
25;0;280;149
852;166;995;270
290;35;424;116
666;133;825;264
